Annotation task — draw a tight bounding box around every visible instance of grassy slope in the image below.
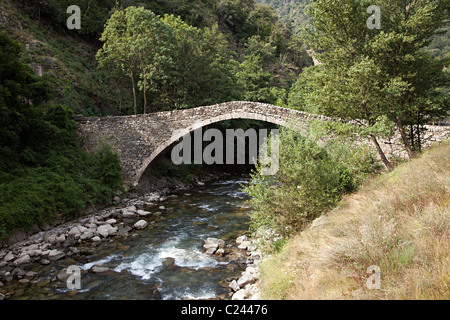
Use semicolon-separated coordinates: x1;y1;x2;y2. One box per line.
260;141;449;300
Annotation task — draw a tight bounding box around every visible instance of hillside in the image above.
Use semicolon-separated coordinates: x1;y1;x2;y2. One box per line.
0;0;124;116
255;0;310;33
256;0;449;61
0;0;313;116
259;141;450;299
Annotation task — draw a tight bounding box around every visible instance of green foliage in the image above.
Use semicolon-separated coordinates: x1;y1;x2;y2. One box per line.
291;0;449;167
155;15;242;110
427;25;450;61
97;7;243;112
236;32;311;105
255;0;310;32
97;6;174;114
21;0;116;38
244;121;380;239
90;144;123;189
237;53;276;103
94;1;313;112
10;0;314;116
0;104;123;242
0;33;123;242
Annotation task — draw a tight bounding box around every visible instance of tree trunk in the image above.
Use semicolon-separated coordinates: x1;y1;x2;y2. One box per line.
416;112;422;152
370;134;393;171
85;0;94;15
143;77;147;115
396;115;414;159
409;122;414;152
131;71;137;115
360;100;392;170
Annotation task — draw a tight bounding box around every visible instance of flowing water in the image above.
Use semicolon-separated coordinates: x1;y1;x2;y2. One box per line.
4;177;252;300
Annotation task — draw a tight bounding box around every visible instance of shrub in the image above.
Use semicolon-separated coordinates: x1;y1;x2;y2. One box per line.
244;121;380;241
0;105;123;243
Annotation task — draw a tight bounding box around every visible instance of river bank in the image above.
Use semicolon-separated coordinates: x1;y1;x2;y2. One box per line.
0;173;262;300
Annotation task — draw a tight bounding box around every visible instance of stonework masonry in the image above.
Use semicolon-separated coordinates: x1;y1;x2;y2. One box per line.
75;101;450;185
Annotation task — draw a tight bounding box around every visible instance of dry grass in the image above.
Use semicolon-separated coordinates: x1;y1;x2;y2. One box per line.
259;141;450;300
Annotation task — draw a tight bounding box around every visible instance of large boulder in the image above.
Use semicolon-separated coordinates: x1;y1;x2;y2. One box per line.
68;226;82;238
79;228;95;240
237;272;257;288
57;268;70;282
133;220;148;230
137;210;151;217
97;224;118;238
236;235;248;245
3;252;14;262
89;264;110;273
237;241;252;250
122;210;137;218
48;249;65;261
203;238;225;255
12;254;31;266
232;289;249;300
105;219;117;225
229;280;240;292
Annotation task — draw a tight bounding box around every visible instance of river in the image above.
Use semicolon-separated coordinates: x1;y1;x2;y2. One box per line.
2;177;252;300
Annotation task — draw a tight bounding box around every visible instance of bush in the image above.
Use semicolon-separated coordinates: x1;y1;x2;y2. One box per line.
244;121;380;241
0;105;123;242
0;33;123;242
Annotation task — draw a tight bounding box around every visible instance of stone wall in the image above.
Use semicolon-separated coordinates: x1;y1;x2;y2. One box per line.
75;101;450;185
380;125;450;160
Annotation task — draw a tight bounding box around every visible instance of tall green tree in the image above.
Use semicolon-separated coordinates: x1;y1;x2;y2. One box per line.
367;0;449;157
293;0;449;168
0;31;51;169
98;7;241;112
96;6;173;115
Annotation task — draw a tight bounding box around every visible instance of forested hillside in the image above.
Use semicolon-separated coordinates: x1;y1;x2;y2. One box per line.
1;0;313;116
256;0;310;33
257;0;449;61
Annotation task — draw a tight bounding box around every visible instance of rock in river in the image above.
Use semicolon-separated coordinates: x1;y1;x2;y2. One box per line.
48;249;65;261
13;254;31;266
133;220;148;230
203;238;225;255
97;224;118;238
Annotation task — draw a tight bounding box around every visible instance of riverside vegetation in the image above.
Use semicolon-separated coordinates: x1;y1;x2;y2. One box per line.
0;31;123;243
257;141;449;300
0;0;448;301
243;0;449;300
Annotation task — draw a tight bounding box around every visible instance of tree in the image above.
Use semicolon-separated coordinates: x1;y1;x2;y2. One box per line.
0;31;52;168
295;0;449;168
98;7;242;113
237;53;276;103
244;124;379;238
96;6;173;115
367;0;449;157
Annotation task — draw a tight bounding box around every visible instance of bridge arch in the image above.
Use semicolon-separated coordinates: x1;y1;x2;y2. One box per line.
135;109;305;184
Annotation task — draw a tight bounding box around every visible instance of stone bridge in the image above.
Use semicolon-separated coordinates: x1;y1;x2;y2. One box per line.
75;101;450;185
